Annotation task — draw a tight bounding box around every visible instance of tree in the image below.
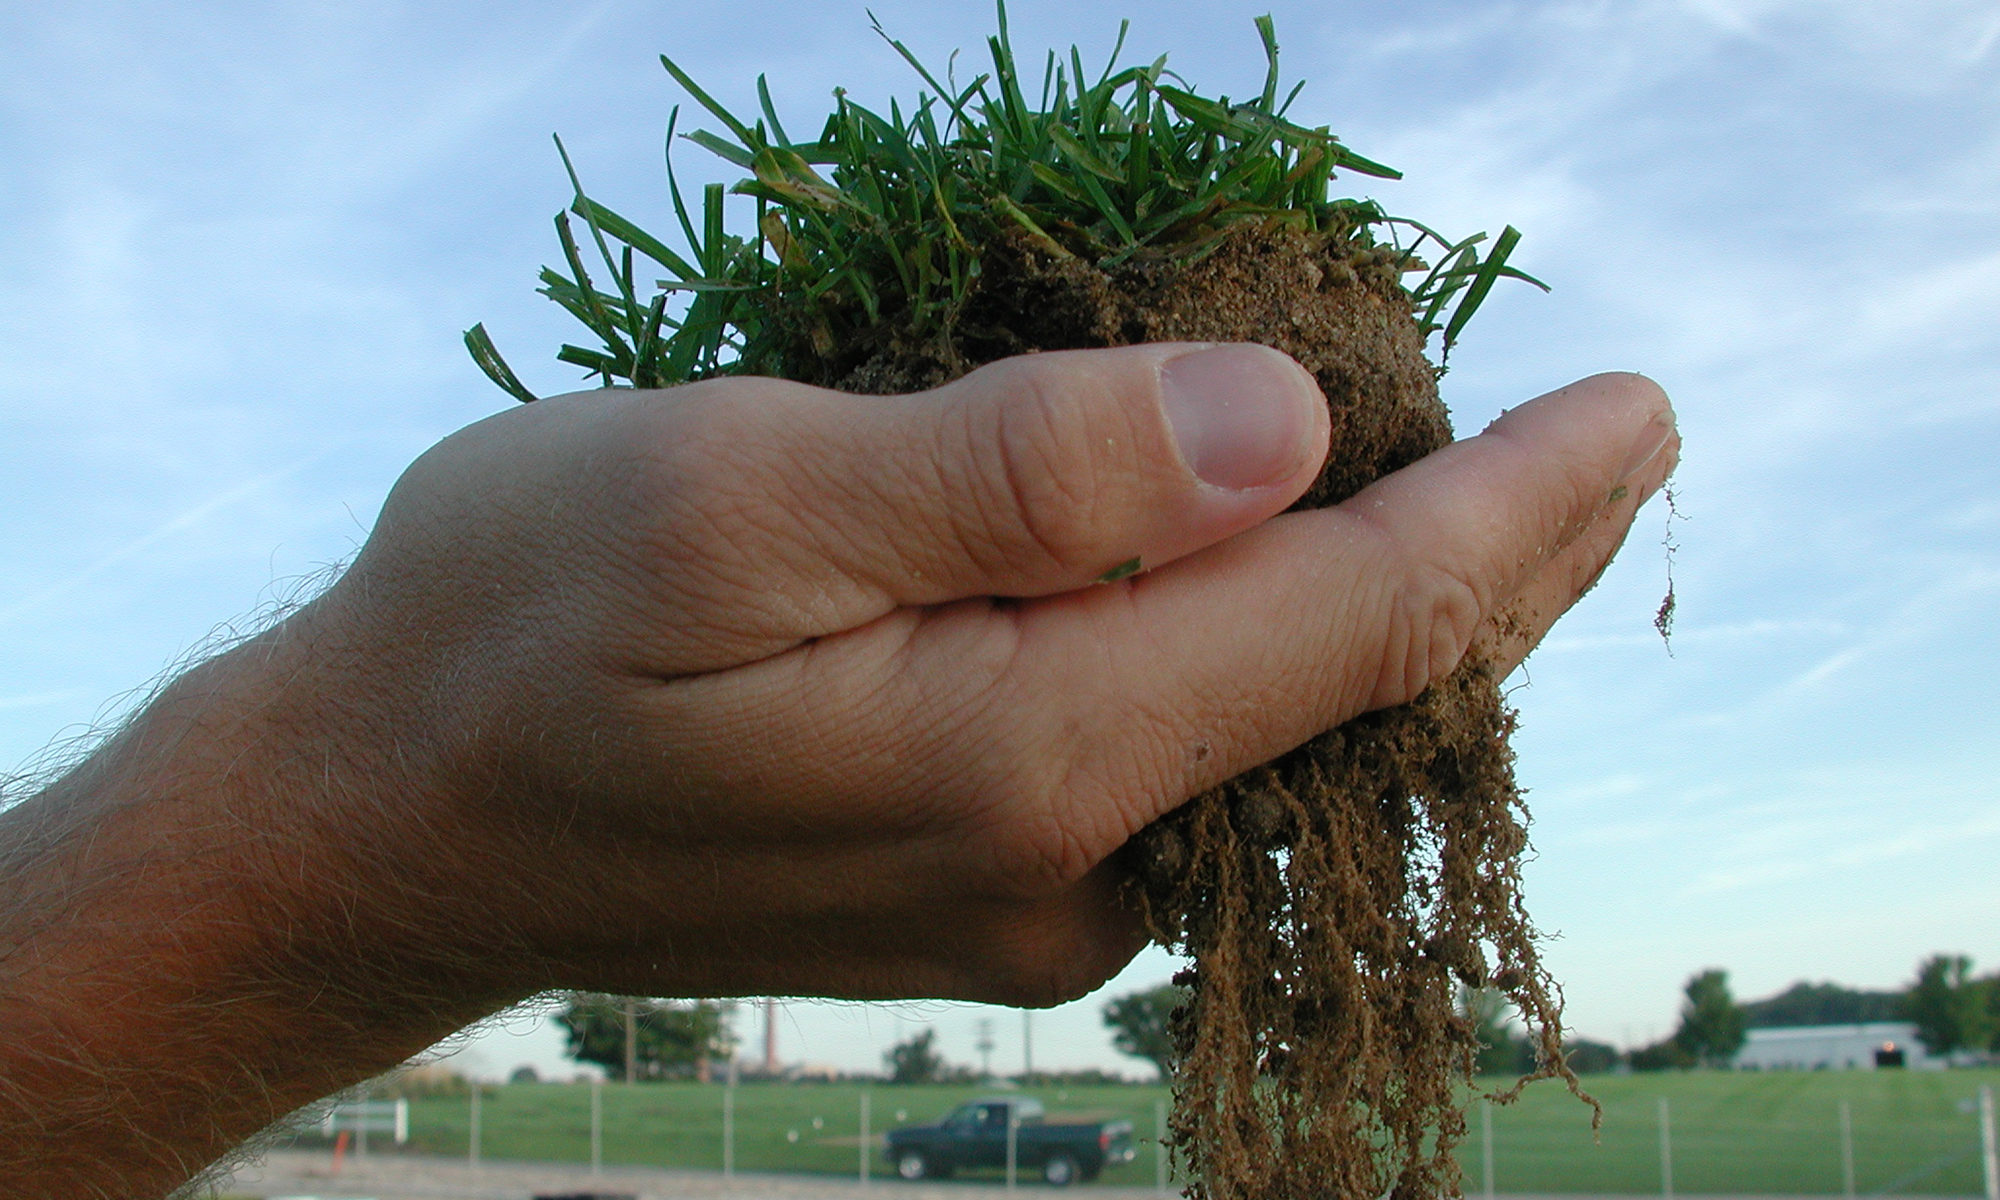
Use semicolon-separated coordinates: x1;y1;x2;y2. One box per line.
1671;969;1746;1067
1563;1039;1621;1075
1628;1038;1695;1072
1907;954;1992;1061
1983;971;2000;1054
885;1028;950;1085
1741;980;1905;1028
1103;984;1187;1079
558;994;728;1082
1460;986;1534;1077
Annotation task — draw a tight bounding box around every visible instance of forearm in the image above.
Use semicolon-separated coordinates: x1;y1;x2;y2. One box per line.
0;609;504;1199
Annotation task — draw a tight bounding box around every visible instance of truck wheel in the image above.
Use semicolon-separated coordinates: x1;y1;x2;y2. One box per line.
895;1149;934;1181
1042;1153;1081;1187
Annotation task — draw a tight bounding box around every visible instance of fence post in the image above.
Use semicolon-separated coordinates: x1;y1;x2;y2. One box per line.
590;1076;603;1175
1980;1084;1997;1200
469;1083;482;1168
1155;1099;1169;1194
860;1090;872;1186
723;1059;737;1181
1839;1099;1854;1200
1482;1098;1495;1200
1658;1096;1674;1200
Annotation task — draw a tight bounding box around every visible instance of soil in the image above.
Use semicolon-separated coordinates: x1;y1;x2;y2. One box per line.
778;222;1579;1200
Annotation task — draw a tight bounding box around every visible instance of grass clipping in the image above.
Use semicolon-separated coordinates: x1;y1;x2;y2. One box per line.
472;8;1592;1196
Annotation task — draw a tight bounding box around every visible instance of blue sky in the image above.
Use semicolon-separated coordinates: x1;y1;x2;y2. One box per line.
5;1;1998;1083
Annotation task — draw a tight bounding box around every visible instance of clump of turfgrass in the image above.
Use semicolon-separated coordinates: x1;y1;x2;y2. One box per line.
470;7;1593;1197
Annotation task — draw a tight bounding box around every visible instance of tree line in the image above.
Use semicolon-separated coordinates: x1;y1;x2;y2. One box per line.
1100;953;2000;1079
551;951;1999;1082
1619;954;1999;1071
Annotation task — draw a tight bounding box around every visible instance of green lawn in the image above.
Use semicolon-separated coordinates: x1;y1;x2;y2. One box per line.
311;1069;2000;1193
390;1082;1169;1180
1466;1069;1998;1195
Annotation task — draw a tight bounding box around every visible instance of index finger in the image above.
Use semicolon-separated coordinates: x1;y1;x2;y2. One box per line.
993;372;1678;834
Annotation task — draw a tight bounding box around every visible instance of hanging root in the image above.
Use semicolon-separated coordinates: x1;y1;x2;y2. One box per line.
1134;663;1596;1200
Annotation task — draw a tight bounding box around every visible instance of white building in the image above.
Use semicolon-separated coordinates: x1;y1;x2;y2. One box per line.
1733;1022;1939;1071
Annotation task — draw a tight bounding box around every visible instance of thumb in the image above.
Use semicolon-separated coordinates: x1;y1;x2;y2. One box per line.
761;342;1329;607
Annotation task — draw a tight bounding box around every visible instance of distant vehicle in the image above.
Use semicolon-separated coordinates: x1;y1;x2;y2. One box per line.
884;1096;1137;1186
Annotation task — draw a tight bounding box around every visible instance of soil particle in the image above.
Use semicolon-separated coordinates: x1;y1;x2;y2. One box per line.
781;221;1583;1200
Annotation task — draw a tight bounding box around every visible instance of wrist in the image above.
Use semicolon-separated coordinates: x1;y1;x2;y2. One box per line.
0;601;513;1195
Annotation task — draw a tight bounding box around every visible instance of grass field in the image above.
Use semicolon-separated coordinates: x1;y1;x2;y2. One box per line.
309;1069;2000;1194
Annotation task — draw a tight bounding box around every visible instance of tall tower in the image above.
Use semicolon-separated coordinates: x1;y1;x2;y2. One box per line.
763;998;779;1076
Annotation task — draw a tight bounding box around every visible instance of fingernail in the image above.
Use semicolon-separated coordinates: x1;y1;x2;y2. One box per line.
1619;408;1678;482
1160;344;1320;491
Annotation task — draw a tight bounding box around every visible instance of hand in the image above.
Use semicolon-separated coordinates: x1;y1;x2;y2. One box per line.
0;343;1674;1197
295;343;1677;1010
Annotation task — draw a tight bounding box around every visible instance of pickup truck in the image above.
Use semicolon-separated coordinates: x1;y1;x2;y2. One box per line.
884;1096;1136;1186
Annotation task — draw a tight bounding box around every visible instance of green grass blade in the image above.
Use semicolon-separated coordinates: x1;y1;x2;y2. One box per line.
1096;19;1131;88
871;9;986;138
1255;15;1280;111
662;108;704;262
1277;78;1307;118
660;54;757;146
1330;143;1404;181
1048;125;1126;182
555;136;645;344
573;196;700;281
686;129;755;169
990;192;1073;257
1442;225;1537;351
755;75;793;147
464;323;541;403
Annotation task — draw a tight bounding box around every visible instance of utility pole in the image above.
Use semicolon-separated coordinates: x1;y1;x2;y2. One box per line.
1022;1010;1034;1079
977;1018;996;1081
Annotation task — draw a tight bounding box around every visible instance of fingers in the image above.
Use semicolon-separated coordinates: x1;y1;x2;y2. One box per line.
993;372;1679;831
636;374;1675;879
531;372;1672;1005
1475;395;1680;676
627;343;1328;653
1337;371;1679;701
825;343;1330;600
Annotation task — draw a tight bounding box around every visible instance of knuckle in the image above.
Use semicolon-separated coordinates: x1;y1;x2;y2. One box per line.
955;361;1113;577
1371;555;1484;708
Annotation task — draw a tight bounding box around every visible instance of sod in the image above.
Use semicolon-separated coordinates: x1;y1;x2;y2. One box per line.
470;6;1608;1196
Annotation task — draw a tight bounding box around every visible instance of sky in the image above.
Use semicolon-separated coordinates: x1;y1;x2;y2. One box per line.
4;0;1998;1084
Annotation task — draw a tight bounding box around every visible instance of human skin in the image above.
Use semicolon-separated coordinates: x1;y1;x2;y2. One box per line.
0;344;1676;1198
